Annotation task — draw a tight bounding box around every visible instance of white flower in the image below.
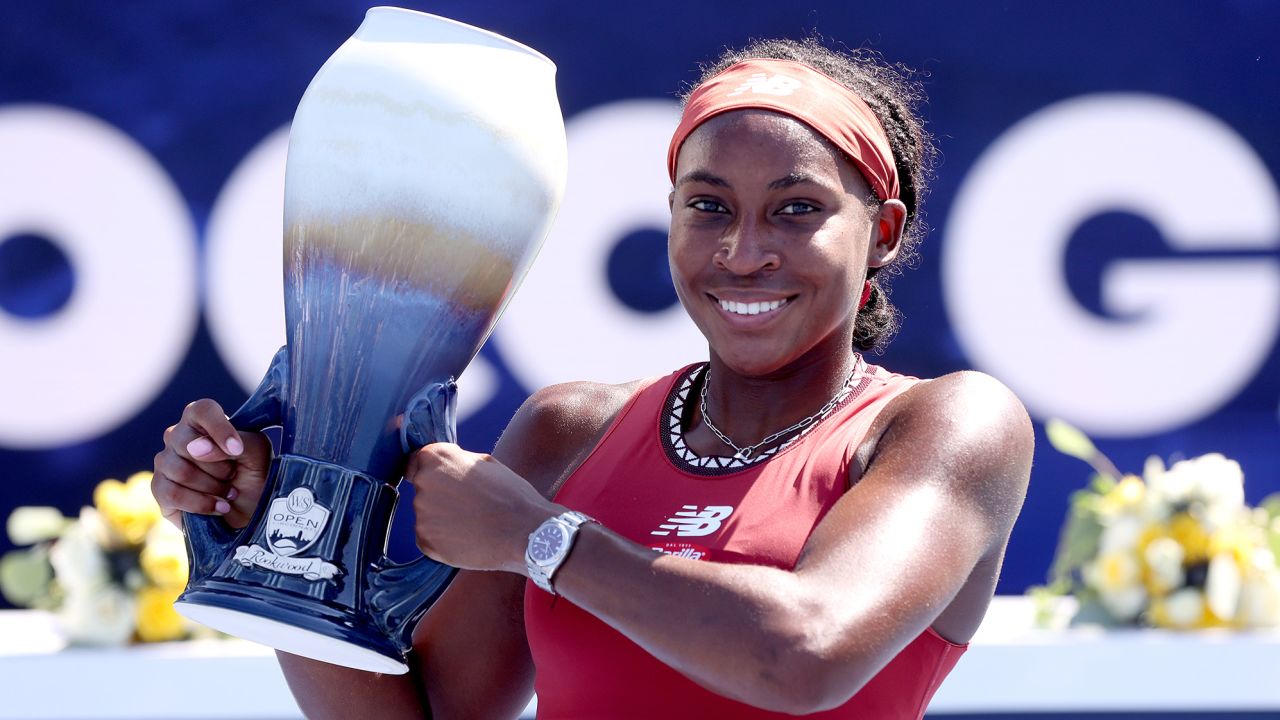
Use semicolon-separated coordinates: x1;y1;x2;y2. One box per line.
47;511;110;592
1206;553;1242;622
1238;564;1280;628
1143;455;1166;482
1146;457;1194;507
6;507;70;545
1184;454;1245;505
1143;537;1185;593
1099;585;1147;622
1145;454;1246;532
57;585;135;646
1085;551;1141;590
1163;588;1206;629
1100;515;1144;554
1250;546;1276;571
1085;551;1147;621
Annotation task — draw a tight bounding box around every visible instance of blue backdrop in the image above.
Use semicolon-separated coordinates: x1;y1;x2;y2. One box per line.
1;0;1277;606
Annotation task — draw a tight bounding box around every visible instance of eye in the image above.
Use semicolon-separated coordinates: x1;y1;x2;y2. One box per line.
688;198;728;214
776;201;818;215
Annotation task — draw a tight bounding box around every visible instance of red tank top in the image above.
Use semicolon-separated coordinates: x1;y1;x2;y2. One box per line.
524;363;967;719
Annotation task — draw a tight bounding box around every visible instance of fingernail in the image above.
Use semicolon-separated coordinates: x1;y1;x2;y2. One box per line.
187;437;214;457
214;499;231;514
226;487;239;501
226;436;244;456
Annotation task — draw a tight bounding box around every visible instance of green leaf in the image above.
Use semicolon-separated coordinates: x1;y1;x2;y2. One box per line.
1088;473;1117;495
1026;580;1072;628
1071;594;1124;628
1259;493;1280;521
1049;498;1104;585
0;548;53;607
1045;419;1098;462
6;507;69;546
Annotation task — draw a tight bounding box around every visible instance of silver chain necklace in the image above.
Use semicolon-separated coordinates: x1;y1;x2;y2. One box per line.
698;356;864;461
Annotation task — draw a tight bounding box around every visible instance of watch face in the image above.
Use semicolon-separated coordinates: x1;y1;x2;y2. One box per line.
529;524;565;564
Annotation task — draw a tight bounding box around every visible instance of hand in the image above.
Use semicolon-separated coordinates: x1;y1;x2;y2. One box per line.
152;399;272;529
407;443;555;574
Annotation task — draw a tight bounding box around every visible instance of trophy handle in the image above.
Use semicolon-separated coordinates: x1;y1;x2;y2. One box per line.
368;554;459;655
399;377;459;451
183;346;289;581
368;377;461;654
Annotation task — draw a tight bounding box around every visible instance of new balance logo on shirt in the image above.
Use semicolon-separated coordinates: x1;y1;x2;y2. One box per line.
650;505;734;537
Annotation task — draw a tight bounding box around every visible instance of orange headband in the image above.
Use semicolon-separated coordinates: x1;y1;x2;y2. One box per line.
667;59;899;201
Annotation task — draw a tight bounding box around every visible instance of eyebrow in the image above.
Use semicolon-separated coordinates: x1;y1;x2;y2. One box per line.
674;170;819;190
675;170;730;188
767;173;815;190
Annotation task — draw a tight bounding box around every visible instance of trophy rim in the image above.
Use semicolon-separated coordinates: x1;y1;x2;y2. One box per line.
174;601;410;675
361;5;557;71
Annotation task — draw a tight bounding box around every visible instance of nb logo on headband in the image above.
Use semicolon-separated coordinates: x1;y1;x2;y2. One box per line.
727;72;803;97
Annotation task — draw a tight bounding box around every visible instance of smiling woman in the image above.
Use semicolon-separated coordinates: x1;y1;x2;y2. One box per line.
152;35;1032;720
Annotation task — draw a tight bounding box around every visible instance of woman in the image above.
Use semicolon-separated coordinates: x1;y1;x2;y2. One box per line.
154;38;1032;719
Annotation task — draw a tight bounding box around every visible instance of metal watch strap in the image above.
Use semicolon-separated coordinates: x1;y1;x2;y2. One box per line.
527;510;593;595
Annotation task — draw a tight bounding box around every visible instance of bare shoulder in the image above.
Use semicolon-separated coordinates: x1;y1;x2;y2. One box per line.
868;370;1033;529
493;378;646;498
898;370;1032;437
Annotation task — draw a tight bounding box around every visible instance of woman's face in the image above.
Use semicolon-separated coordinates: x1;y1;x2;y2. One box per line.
669;109;902;377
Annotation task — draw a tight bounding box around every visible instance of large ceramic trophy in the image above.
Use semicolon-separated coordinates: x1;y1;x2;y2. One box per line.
174;7;567;674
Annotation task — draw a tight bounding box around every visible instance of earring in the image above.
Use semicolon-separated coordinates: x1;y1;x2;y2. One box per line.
858;280;873;310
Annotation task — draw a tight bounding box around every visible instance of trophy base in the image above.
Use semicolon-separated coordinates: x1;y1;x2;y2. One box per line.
175;593;409;675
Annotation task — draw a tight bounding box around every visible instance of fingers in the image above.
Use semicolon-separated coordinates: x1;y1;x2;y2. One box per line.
153;471;231;515
155;398;273;530
233;430;272;474
152;464;234;531
170;399;242;460
154;448;229;495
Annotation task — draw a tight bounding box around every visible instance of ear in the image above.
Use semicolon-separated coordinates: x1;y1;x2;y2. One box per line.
668;190;676;212
867;199;906;268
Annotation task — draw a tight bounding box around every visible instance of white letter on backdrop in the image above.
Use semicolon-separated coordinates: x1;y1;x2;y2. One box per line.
943;94;1280;436
0;105;198;448
493;100;706;390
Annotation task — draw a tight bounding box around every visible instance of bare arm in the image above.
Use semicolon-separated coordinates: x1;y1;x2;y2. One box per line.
410;371;1032;714
155;383;633;720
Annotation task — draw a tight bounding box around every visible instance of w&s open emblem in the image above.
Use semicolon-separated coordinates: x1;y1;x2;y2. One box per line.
234;487;341;581
267;487;329;556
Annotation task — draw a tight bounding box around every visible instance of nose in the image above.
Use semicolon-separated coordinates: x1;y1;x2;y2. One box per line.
714;217;780;276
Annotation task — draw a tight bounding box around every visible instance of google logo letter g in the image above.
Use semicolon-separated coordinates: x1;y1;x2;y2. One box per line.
944;93;1280;437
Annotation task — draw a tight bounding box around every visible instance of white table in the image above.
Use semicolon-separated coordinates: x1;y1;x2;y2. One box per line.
2;597;1278;718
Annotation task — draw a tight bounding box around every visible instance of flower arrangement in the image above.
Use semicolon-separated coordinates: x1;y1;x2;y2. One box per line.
0;471;202;645
1035;420;1280;630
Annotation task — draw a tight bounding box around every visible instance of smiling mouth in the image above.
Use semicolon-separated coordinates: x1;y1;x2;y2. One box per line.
712;295;791;316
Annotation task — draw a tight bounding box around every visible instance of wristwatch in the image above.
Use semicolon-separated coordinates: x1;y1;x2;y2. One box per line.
525;510;594;595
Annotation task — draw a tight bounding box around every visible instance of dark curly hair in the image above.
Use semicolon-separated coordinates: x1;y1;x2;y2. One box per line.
681;37;937;352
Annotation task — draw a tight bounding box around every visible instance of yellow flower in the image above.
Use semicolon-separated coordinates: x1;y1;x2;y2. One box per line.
1101;475;1146;513
1084;550;1141;592
134;585;188;642
93;472;162;546
1209;523;1262;570
140;521;189;588
1168;512;1211;564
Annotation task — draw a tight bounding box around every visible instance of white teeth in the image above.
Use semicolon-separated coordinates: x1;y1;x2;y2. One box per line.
718;298;787;316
